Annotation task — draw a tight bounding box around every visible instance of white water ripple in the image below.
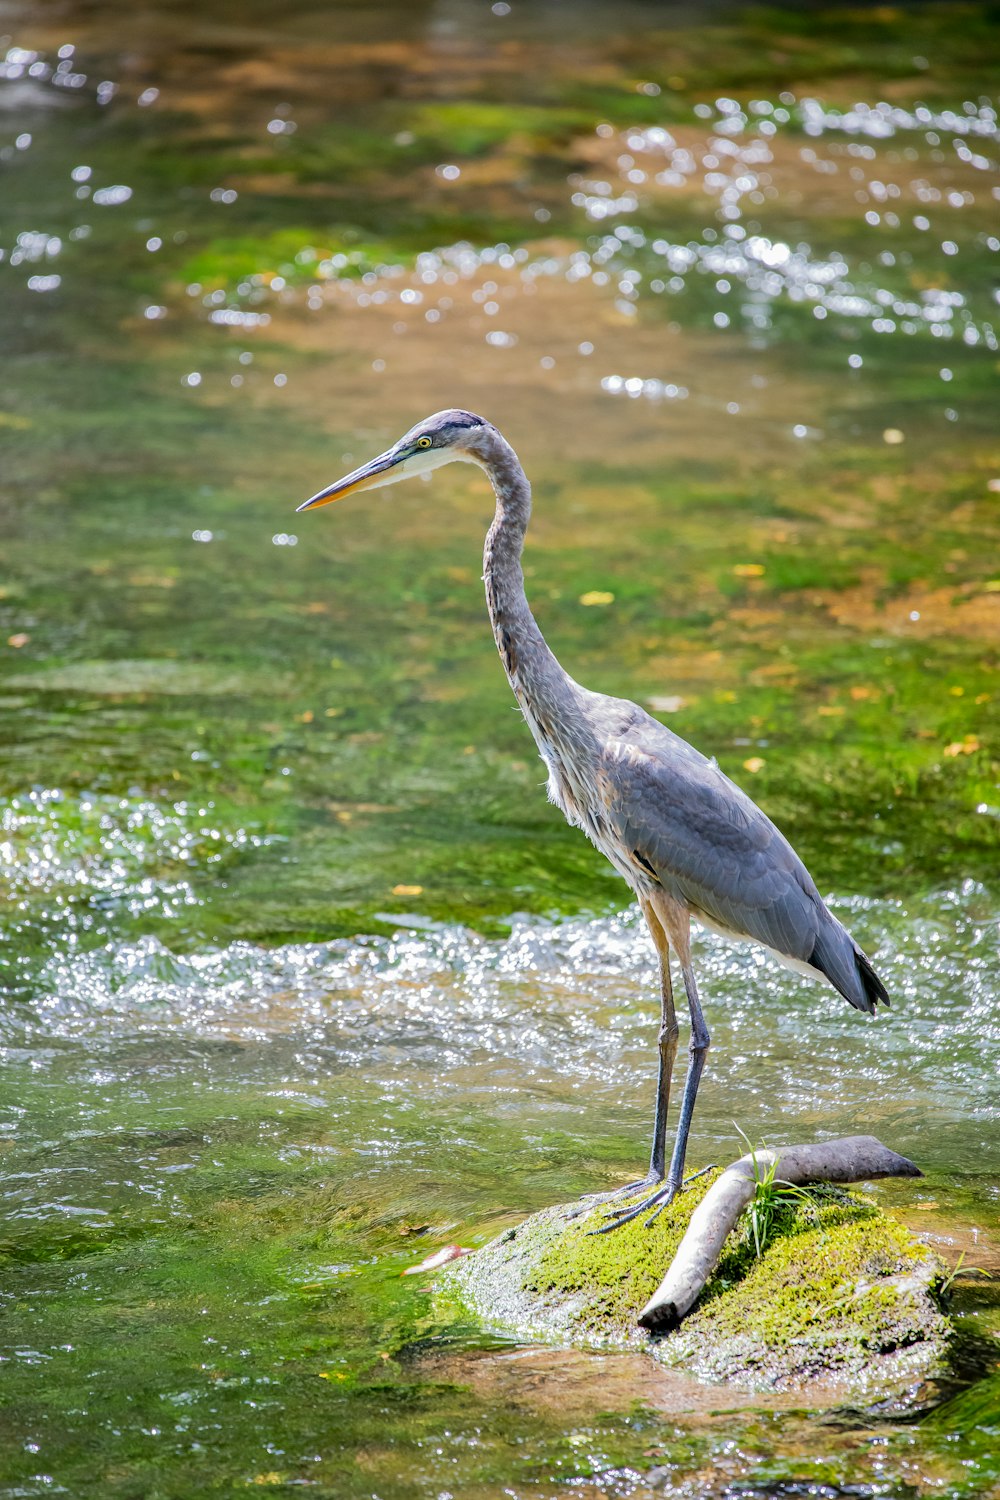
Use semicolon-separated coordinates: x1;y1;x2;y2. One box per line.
8;891;998;1137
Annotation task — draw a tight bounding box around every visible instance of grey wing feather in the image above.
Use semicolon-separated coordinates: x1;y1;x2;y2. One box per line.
605;717;821;959
600;706;886;1013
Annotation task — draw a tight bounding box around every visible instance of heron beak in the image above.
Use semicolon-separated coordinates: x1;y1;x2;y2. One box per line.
296;448;403;511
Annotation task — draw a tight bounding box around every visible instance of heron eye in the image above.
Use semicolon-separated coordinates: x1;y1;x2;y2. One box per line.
416;435;433;449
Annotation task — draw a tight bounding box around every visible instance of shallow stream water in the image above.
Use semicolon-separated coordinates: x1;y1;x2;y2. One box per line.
1;2;999;1495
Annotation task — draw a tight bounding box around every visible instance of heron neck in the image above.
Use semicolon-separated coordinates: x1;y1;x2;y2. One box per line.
479;430;585;736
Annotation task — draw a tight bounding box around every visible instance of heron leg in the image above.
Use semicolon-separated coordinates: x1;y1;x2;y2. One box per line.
648;906;679;1179
661;958;710;1201
633;902;679;1186
594;924;711;1234
572;902;678;1213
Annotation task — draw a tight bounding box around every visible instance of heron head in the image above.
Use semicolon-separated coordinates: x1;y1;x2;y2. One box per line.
296;409;490;511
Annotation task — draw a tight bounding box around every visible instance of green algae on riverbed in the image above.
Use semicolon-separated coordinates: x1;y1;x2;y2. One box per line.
443;1181;954;1394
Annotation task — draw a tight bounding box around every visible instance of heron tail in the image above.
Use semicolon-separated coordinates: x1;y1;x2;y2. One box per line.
856;947;891;1011
809;918;890;1014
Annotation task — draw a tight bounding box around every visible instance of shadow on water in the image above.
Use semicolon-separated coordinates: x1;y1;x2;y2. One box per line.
1;1;999;1495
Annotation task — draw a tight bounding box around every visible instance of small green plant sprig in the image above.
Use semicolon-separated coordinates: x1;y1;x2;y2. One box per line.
936;1251;992;1299
734;1125;821;1260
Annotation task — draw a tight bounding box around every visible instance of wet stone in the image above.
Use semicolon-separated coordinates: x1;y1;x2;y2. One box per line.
442;1179;954;1396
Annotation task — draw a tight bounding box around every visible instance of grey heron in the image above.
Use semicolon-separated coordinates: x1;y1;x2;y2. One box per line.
297;410;889;1230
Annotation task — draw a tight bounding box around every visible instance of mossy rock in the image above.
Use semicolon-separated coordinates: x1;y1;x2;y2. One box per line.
442;1177;954;1394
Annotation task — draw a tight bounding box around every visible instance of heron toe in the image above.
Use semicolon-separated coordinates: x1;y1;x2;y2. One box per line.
589;1163;715;1235
583;1170;663;1203
590;1181;679;1234
566;1169;665;1223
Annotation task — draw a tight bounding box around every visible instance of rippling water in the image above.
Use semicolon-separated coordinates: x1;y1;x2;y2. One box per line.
10;886;1000;1171
2;867;998;1495
6;787;997;1183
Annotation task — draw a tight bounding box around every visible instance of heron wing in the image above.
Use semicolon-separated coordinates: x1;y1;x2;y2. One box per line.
602;712;823;964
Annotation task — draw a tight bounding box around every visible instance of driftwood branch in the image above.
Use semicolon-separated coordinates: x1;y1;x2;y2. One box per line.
637;1135;921;1333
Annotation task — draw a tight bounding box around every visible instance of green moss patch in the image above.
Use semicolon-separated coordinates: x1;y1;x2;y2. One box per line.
177;229;395;292
444;1180;953;1395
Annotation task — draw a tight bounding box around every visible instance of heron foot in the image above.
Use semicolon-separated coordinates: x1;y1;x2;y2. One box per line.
589;1180;679;1234
587;1163;715;1235
580;1170;663;1203
566;1171;663;1221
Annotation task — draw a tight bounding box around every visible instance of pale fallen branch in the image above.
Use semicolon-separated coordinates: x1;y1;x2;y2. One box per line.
637;1135;921;1332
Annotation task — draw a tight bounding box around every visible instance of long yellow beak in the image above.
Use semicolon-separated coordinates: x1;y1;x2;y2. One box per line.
296;449;401;511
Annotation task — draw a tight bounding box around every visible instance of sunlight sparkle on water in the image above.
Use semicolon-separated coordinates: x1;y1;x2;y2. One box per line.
7;892;996;1185
7;36;990;374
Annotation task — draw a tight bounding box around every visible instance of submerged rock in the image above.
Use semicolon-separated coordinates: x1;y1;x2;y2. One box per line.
442;1177;953;1394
